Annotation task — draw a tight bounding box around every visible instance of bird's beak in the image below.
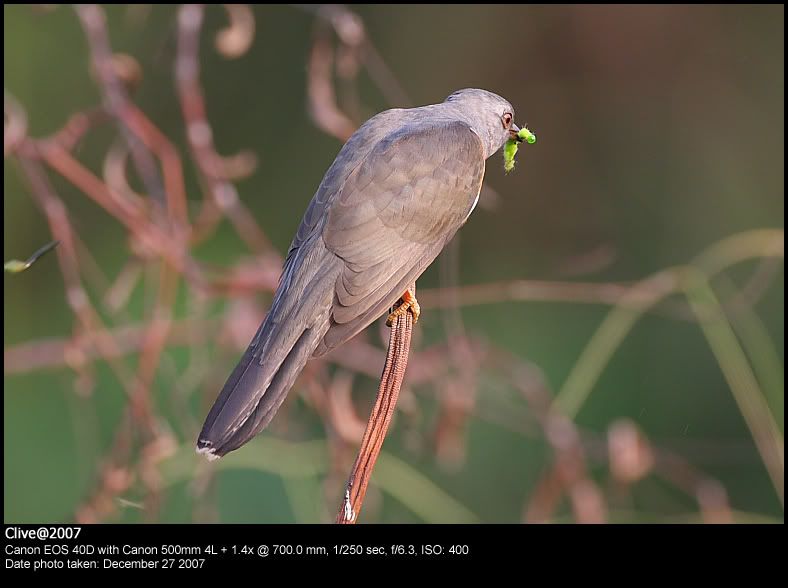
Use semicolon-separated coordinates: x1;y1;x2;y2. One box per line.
509;123;521;142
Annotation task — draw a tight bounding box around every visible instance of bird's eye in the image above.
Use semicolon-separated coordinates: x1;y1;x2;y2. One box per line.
501;113;513;129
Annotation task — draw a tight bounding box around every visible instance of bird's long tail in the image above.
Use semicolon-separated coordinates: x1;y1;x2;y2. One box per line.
196;260;335;459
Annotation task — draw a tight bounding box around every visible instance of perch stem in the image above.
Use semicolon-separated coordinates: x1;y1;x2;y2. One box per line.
336;287;415;524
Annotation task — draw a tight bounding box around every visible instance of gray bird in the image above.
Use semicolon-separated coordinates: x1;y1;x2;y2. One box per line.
197;88;521;459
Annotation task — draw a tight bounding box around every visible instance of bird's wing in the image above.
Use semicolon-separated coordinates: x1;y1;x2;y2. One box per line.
315;119;485;354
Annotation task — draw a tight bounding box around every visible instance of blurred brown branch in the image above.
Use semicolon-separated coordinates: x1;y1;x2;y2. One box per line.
176;4;264;249
75;4;172;216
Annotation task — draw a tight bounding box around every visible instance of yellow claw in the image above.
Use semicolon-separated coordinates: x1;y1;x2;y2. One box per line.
386;288;420;327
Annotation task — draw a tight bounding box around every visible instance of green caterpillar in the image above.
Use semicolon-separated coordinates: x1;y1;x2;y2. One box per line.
503;126;537;173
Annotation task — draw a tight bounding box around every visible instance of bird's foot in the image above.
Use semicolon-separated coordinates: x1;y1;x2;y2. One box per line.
386;287;420;327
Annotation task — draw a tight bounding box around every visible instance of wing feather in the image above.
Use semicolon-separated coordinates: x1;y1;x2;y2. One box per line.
316;119;485;354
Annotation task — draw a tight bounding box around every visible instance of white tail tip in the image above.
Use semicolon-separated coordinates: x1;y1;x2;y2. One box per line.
196;441;222;461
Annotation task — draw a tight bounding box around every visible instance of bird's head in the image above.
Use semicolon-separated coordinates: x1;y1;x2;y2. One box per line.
444;88;519;159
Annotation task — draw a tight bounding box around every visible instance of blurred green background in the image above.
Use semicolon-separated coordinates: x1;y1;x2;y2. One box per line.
4;4;784;523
